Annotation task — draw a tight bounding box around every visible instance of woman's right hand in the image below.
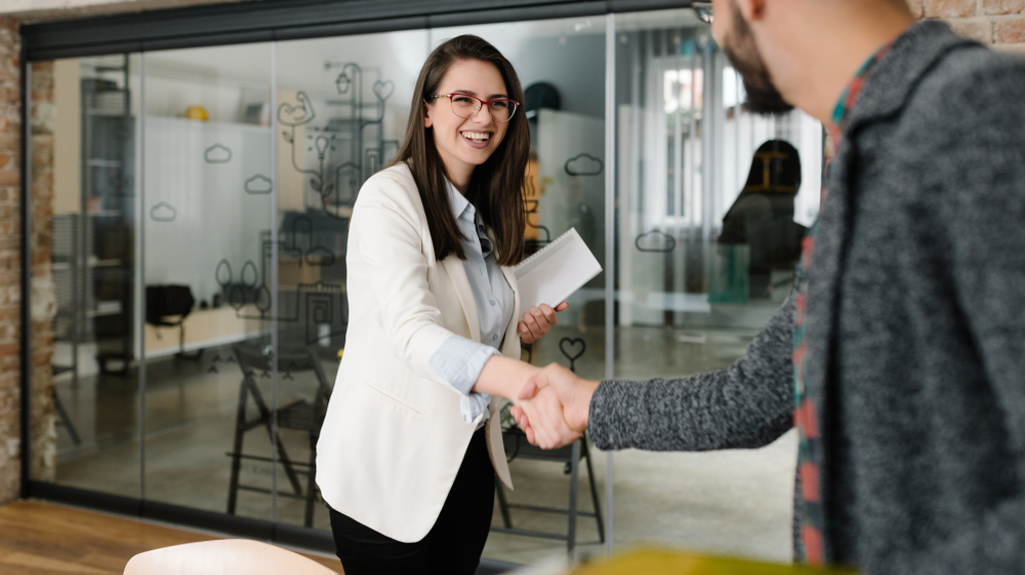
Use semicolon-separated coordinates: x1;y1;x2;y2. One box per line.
513;385;581;450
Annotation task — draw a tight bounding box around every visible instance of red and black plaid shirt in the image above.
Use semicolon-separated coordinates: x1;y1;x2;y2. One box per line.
793;41;894;566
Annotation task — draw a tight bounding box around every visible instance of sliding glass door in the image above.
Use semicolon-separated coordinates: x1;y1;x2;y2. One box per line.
27;4;821;566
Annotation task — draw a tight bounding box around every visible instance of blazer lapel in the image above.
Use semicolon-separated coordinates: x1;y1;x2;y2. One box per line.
441;256;481;343
499;264;522;358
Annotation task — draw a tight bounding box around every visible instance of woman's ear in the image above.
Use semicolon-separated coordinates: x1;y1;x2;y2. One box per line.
423;100;433;128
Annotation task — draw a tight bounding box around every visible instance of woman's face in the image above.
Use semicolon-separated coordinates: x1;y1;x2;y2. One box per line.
424;58;510;181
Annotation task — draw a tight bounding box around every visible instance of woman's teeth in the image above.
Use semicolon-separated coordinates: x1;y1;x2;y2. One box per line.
463;132;490;142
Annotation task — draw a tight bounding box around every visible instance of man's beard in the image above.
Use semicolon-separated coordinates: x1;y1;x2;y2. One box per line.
721;1;794;115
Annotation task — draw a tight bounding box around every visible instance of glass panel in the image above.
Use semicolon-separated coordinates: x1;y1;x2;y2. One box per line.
140;43;274;520
612;8;822;562
426;17;608;563
273;29;429;530
33;55;142;498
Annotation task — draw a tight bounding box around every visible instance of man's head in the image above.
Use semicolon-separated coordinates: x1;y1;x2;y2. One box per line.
714;0;793;115
707;0;916;123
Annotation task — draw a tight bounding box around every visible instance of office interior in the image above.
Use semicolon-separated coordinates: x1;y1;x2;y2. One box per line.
24;4;824;569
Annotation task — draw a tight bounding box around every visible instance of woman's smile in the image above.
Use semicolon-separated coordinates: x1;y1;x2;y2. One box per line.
460;130;493;148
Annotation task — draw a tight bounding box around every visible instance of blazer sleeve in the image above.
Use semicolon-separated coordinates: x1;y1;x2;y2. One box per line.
348;173;464;387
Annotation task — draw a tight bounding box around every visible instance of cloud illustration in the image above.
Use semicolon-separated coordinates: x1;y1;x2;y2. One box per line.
150;202;177;222
244;174;273;195
635;230;676;253
564;153;604;176
305;246;336;267
204;144;232;164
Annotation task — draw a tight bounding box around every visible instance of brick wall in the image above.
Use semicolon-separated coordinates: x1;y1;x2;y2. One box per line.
0;18;57;506
0;16;22;504
30;60;56;486
911;0;1025;52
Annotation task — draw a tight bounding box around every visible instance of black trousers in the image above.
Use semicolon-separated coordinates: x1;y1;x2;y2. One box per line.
329;428;495;575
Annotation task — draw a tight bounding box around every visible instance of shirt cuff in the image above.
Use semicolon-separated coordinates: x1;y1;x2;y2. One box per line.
460;392;493;424
429;335;501;422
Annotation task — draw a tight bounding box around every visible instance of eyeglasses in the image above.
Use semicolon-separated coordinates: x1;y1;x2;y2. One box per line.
432;93;520;123
693;1;713;25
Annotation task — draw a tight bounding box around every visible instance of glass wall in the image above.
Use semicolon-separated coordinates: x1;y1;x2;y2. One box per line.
139;42;276;520
429;18;610;564
28;5;821;568
34;55;142;499
611;9;820;562
273;29;428;529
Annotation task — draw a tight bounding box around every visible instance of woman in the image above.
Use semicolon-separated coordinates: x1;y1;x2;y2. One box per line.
315;35;578;574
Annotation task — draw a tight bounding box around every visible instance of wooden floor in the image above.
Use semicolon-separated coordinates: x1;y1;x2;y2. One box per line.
0;500;343;574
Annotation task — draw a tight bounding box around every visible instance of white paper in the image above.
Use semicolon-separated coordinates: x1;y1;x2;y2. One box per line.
513;228;602;310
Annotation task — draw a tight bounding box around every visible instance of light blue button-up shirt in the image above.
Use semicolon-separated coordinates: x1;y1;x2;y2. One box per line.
428;180;515;423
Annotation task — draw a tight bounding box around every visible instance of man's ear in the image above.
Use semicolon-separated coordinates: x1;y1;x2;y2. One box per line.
423;100;433;128
735;0;766;22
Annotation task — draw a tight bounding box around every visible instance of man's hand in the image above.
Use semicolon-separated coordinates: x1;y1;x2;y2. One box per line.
518;302;569;344
510;363;599;448
514;386;582;449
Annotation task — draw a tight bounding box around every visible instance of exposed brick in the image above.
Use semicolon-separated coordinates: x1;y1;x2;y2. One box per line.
0;15;22;505
980;0;1025;16
995;16;1025;42
949;17;995;43
992;41;1025;53
926;0;977;17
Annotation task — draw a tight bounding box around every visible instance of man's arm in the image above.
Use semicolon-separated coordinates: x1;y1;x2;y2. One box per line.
517;293;797;451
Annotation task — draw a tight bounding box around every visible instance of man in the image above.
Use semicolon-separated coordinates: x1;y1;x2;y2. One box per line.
514;0;1025;572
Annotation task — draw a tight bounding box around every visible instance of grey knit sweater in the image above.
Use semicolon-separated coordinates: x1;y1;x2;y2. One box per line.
589;21;1025;574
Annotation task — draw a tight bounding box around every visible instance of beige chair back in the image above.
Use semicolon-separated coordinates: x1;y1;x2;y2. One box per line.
123;539;339;575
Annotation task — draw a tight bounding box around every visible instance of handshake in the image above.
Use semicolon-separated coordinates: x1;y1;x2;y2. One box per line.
507;363;601;450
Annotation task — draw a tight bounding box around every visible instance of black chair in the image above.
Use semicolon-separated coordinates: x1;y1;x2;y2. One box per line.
226;343;332;528
491;405;605;553
145;285;202;361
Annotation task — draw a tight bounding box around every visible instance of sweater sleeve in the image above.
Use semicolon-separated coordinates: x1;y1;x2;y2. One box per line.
588;293;796;452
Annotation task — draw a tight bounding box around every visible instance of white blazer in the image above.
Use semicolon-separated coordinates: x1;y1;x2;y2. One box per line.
316;163;519;543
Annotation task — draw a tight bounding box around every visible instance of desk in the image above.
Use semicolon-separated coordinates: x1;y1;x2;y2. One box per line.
144;305;266;357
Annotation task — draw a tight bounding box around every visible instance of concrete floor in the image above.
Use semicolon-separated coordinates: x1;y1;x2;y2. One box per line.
47;324;797;567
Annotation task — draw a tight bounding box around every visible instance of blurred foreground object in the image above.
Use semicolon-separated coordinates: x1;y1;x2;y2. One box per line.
123;539;338;575
569;548;857;575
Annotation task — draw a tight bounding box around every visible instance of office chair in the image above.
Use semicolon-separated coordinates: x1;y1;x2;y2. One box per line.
225;343;332;528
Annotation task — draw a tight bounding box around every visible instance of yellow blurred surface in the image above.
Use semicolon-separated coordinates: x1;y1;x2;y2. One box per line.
570;548;857;575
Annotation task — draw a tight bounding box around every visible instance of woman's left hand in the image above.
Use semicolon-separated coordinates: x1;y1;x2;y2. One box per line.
518;302;568;344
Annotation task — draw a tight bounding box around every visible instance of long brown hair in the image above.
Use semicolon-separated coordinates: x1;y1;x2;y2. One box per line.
388;35;528;266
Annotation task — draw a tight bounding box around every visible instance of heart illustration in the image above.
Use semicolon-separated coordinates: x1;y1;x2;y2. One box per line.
373;80;395;102
559;337;586;363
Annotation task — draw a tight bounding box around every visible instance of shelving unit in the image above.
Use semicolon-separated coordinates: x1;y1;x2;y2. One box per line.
53;55;136;381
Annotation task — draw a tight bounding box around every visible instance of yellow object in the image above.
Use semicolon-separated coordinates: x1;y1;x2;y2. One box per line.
337;349;344;360
183;105;209;121
571;548;858;575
